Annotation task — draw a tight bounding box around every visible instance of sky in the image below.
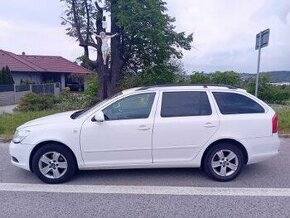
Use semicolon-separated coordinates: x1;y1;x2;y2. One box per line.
0;0;289;74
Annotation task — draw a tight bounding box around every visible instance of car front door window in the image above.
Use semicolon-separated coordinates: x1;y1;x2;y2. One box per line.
103;93;156;120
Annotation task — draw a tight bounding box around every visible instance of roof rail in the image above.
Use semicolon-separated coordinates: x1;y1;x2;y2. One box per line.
137;84;237;91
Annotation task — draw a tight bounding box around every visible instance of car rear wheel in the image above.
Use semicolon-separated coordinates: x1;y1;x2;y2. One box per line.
203;143;244;181
32;144;77;184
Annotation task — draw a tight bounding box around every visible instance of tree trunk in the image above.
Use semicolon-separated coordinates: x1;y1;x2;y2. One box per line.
93;1;123;99
108;9;123;97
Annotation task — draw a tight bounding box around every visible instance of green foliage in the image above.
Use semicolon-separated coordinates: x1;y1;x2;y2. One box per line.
0;66;14;85
277;108;290;134
140;65;176;86
118;64;183;90
16;93;56;112
16;92;98;113
118;74;142;91
190;72;210;84
246;76;290;104
85;73;99;98
0;110;58;138
211;71;241;87
189;71;241;87
109;0;193;72
55;92;96;111
60;0;193;98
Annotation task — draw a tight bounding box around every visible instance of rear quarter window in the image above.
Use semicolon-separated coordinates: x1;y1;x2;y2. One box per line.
213;92;265;115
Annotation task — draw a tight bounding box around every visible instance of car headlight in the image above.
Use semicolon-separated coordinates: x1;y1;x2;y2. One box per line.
13;129;30;144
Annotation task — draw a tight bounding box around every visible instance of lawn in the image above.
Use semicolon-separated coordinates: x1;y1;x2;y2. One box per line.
277;108;290;134
0;110;59;141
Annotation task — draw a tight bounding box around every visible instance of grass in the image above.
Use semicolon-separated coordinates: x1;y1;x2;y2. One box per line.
277;108;290;134
0;110;59;141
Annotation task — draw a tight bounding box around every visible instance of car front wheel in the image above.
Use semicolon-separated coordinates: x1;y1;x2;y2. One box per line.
32;144;77;184
203;143;244;182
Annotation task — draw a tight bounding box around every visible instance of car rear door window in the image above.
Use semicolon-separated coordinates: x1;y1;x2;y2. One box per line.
213;92;265;114
161;91;212;117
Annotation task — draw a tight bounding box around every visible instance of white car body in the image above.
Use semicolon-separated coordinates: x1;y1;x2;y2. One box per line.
10;86;280;177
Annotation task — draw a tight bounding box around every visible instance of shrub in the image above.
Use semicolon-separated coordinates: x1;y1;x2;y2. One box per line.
55;92;97;112
246;76;290;104
16;93;56;112
0;66;14;85
85;73;99;98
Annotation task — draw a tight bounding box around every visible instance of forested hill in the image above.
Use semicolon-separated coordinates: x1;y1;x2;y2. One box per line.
261;71;290;82
239;71;290;82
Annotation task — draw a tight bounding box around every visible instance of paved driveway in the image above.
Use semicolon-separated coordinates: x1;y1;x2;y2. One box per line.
0;104;17;114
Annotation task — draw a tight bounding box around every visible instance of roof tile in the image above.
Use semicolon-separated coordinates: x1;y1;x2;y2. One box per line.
0;49;91;74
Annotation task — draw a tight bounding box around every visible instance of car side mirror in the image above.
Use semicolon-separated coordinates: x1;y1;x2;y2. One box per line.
92;111;105;122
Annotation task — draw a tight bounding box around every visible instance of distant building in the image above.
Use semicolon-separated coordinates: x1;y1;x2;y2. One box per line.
0;49;91;90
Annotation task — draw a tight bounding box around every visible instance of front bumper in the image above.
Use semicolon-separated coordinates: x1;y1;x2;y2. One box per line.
9;141;34;171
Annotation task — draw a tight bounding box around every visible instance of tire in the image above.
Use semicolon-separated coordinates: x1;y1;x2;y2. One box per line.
203;143;244;182
32;143;77;184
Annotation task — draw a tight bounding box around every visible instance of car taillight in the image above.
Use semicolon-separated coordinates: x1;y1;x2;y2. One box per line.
272;114;278;134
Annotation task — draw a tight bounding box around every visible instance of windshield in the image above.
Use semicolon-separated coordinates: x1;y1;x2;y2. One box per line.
71;92;123;119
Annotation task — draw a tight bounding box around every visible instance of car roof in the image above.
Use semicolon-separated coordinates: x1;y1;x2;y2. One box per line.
122;85;247;94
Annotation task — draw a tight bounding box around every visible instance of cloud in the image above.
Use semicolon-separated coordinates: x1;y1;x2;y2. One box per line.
0;0;289;73
0;18;83;61
165;0;290;73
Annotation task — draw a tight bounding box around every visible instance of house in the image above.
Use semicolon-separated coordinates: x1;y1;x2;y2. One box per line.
0;49;91;90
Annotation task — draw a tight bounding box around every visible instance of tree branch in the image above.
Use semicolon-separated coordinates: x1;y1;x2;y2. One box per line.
84;0;90;43
72;0;85;44
95;1;103;11
60;17;74;25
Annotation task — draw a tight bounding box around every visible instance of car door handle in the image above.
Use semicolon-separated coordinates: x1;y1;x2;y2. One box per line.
138;125;151;131
204;122;216;128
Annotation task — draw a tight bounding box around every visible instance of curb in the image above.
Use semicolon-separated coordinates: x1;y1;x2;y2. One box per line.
0;136;12;143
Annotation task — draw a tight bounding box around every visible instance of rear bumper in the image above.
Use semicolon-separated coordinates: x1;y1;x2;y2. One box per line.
240;135;280;164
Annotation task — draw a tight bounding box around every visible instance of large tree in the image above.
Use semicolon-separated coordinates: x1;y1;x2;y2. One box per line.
61;0;193;99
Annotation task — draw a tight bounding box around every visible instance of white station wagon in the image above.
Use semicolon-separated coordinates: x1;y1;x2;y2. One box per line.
10;85;280;183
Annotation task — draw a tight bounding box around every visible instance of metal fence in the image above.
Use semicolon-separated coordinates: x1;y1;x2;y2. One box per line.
0;84;14;92
15;84;30;92
0;83;60;106
31;84;55;95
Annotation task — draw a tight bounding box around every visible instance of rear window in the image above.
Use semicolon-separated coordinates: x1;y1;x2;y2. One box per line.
213;92;265;114
161;91;212;117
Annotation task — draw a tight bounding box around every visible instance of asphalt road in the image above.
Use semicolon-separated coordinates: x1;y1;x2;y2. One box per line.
0;139;290;217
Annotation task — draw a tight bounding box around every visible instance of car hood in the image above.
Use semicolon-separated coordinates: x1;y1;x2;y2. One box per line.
18;110;78;129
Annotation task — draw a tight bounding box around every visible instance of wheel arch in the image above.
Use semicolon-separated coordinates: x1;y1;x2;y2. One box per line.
29;140;78;172
201;138;248;167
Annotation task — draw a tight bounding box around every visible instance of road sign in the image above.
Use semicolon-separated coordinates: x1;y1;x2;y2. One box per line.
255;29;270;50
255;28;270;97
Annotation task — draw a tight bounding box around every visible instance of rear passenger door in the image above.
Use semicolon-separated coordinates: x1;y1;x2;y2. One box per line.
152;91;219;163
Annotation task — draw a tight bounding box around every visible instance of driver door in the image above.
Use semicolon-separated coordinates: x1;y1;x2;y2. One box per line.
80;92;157;167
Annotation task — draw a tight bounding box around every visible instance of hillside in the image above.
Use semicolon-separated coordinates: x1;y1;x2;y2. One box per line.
239;71;290;82
261;71;290;82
